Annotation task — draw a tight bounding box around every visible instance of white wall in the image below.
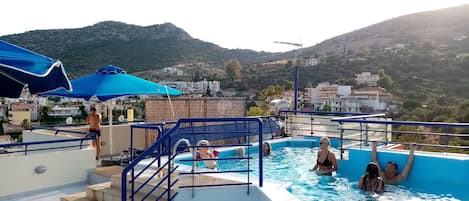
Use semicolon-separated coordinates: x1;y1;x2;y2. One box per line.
175;186;271;201
23;130;88;153
0;149;95;197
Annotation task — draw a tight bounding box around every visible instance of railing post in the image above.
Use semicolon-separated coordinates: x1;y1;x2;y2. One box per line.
122;170;127;201
310;114;314;135
157;127;162;168
339;122;344;160
365;122;369;147
168;136;172;201
130;126;134;161
24;145;28;155
258;119;263;188
268;118;274;139
359;122;363;149
384;117;389;143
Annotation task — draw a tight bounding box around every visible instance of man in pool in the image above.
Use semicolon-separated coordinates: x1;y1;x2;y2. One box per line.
372;141;416;184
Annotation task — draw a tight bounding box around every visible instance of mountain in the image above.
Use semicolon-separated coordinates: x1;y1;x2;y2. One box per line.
248;4;469;100
0;21;275;78
297;4;469;57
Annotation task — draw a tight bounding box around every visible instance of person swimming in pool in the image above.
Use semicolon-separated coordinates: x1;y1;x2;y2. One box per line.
263;141;272;156
358;162;384;193
195;140;219;169
309;137;338;175
372;141;416;184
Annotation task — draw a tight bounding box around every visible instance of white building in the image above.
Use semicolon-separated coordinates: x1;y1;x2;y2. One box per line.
161;79;221;96
11;103;38;122
330;96;360;112
303;57;320;66
48;106;81;117
351;86;392;112
307;83;353;111
161;67;185;76
355;72;379;86
306;82;391;112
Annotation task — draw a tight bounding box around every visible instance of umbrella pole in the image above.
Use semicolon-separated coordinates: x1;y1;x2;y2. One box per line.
165;86;176;118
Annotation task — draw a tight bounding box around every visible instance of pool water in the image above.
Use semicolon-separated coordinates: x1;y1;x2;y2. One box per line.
213;146;461;201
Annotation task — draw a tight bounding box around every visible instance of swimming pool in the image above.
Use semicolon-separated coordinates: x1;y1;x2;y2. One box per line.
177;139;465;201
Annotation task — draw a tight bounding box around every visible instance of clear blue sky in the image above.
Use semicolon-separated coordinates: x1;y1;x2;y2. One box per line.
2;0;469;52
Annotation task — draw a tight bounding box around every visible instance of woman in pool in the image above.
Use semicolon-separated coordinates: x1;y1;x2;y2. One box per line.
309;137;338;175
263;141;272;156
358;162;384;193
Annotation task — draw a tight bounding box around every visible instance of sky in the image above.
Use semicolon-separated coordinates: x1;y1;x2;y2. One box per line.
2;0;469;52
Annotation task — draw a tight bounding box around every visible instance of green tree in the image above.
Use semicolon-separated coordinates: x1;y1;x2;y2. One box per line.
285;81;294;90
305;81;313;88
257;85;285;101
402;100;420;110
247;106;263;116
322;103;331;112
224;59;242;81
377;68;393;89
21;119;31;130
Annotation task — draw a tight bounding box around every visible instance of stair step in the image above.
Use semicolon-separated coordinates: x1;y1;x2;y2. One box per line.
111;173;178;198
86;182;166;201
95;166;124;177
86;182;112;201
60;192;90;201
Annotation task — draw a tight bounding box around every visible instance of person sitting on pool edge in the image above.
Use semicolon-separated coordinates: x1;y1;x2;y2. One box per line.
372;141;416;184
263;141;272;156
309;137;338;175
195;140;219;169
358;162;384;193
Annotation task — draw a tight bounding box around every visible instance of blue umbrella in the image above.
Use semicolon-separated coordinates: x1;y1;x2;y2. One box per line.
42;65;181;101
42;65;181;156
0;40;72;98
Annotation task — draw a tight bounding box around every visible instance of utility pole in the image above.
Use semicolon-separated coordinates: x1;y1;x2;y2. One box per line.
273;41;303;114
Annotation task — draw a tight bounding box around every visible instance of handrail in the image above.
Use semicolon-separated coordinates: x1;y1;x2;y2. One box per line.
330;113;386;121
122;117;264;201
0;136;95;155
333;117;469;158
31;126;90;135
331;118;469;128
279;110;371;116
31;119;145;129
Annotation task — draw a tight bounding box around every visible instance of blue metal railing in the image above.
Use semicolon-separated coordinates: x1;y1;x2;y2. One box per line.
0;128;95;155
331;116;469;158
31;120;145;129
127;117;279;162
122;117;264;201
278;110;382;137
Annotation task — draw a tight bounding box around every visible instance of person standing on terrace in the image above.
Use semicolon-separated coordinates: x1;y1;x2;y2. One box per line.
309;137;338;175
85;106;101;160
372;141;416;184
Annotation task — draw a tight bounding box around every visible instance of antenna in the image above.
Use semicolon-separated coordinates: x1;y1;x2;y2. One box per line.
273;41;303;47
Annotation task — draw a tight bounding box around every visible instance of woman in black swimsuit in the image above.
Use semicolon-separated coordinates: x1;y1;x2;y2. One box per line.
309;137;338;175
